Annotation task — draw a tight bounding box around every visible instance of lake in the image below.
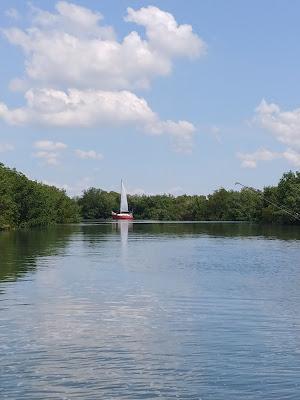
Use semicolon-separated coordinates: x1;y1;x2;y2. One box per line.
0;222;300;399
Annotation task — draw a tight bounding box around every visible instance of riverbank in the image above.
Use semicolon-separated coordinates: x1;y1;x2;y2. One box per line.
79;171;300;224
0;163;80;229
1;163;299;228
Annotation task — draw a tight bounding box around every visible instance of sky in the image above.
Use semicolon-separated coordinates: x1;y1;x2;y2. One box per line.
0;0;300;196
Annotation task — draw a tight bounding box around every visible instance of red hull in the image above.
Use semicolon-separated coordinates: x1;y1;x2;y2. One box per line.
112;212;133;220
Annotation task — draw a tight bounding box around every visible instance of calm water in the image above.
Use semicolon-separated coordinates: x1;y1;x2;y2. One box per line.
0;222;300;399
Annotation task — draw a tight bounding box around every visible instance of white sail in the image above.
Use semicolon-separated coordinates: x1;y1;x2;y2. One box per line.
120;180;129;213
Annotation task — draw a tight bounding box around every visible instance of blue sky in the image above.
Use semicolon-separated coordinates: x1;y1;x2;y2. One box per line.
0;0;300;196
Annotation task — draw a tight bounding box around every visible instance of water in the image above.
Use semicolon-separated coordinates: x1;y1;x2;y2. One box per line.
0;222;300;399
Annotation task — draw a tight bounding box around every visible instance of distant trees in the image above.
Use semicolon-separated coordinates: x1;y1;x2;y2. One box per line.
256;171;300;223
77;171;300;225
0;163;80;229
1;162;299;229
77;188;119;219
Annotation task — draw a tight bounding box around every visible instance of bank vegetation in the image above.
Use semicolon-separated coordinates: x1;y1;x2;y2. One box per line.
1;163;299;228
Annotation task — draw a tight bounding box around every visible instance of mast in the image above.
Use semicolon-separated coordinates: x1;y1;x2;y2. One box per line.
120;179;129;213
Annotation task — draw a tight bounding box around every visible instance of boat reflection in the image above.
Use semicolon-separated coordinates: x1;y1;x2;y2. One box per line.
111;220;133;257
120;220;132;245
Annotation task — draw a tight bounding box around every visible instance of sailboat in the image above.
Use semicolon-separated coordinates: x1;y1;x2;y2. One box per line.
111;180;133;220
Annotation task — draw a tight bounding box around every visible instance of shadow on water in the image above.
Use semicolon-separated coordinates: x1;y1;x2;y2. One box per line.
131;221;300;240
81;221;300;241
0;225;78;282
1;222;299;283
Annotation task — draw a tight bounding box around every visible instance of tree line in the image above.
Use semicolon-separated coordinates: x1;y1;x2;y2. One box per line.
1;163;299;229
78;171;300;224
0;163;80;229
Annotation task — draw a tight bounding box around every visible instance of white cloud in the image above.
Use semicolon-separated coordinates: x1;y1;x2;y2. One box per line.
34;140;67;150
75;149;103;160
247;99;300;169
237;148;280;168
1;2;201;153
0;88;195;152
125;6;205;59
3;2;205;90
33;139;67;165
0;143;14;152
9;78;29;92
31;1;114;40
237;147;300;168
282;148;300;167
5;8;20;20
256;99;300;149
160;120;195;153
34;151;60;165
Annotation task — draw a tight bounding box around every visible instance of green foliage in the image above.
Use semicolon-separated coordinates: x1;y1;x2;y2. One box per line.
0;163;80;229
78;171;300;225
275;171;300;223
1;163;299;227
78;188;119;219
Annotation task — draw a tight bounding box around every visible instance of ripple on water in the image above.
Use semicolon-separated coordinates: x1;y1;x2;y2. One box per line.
0;223;300;399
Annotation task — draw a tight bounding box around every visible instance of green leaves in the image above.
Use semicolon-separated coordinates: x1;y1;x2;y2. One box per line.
1;163;299;228
77;172;300;225
0;164;80;229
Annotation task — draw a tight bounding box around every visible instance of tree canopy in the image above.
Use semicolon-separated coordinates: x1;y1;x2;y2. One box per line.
1;163;299;228
0;163;80;229
78;171;300;224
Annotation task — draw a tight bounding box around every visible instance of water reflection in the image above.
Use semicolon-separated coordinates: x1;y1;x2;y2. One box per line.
1;222;300;399
1;223;299;284
0;226;76;282
110;220;132;245
81;221;300;241
128;221;300;240
119;220;132;246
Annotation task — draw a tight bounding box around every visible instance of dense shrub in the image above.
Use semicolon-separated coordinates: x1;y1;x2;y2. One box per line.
0;163;80;229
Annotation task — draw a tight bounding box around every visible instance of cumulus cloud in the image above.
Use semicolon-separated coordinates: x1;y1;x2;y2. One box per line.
9;78;29;92
33;139;67;165
31;1;114;39
0;143;14;152
75;149;103;160
282;148;300;167
244;99;300;169
0;88;195;152
237;148;280;168
125;6;204;59
256;99;300;149
237;147;300;168
34;140;67;150
3;2;205;90
1;2;202;153
34;151;60;165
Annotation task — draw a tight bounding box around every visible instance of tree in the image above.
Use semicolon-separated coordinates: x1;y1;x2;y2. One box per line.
0;164;80;229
